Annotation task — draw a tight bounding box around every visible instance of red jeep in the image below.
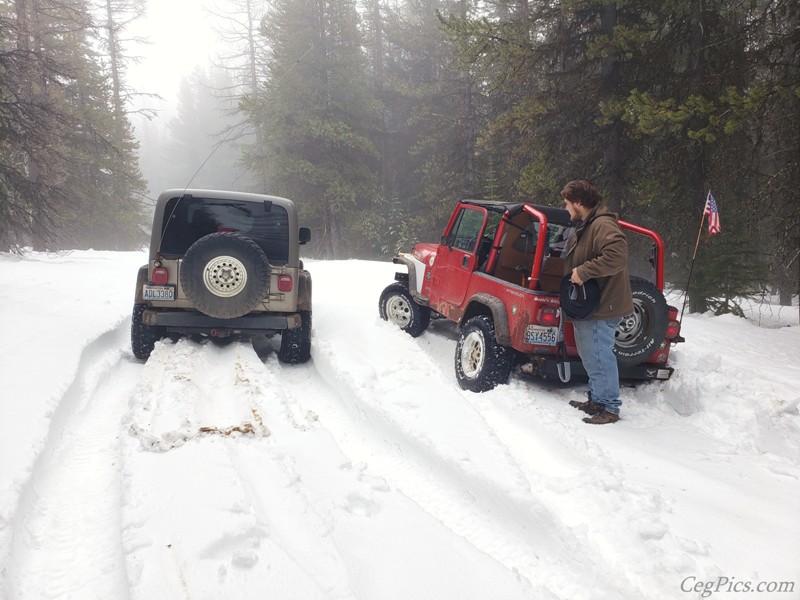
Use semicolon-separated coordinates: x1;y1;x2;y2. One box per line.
379;200;682;392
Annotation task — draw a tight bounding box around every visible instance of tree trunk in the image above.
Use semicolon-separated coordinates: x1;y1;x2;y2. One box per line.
105;0;123;119
322;199;343;258
688;292;708;314
16;0;47;250
245;0;268;192
372;0;388;193
459;0;476;194
600;2;621;212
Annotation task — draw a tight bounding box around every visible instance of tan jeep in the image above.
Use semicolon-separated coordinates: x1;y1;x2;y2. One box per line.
131;189;312;363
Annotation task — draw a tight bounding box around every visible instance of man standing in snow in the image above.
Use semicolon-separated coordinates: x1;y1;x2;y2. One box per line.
561;180;633;424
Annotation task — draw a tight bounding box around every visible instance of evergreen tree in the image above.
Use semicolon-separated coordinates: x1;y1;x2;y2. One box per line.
614;0;791;311
411;0;485;226
1;0;147;250
743;0;799;309
361;0;487;252
208;0;270;191
163;66;254;192
443;0;797;313
42;0;146;249
243;0;379;257
99;0;145;119
442;0;655;211
1;0;71;249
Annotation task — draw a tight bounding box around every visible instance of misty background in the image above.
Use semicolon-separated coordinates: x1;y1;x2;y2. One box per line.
126;0;259;198
1;0;797;315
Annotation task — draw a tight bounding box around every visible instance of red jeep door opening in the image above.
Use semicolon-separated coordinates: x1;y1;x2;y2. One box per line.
429;205;487;319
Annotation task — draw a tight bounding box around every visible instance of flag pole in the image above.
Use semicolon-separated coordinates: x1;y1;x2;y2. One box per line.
679;191;709;322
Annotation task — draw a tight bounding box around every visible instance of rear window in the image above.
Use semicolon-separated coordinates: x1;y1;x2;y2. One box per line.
545;223;576;257
512;221;576;257
159;196;289;263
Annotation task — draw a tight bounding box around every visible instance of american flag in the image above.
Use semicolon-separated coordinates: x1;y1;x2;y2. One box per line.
704;191;721;237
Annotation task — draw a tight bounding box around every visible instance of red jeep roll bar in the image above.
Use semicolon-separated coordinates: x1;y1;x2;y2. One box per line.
619;220;665;290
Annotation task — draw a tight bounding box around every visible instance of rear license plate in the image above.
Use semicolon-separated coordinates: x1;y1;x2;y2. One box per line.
142;285;175;301
524;325;558;346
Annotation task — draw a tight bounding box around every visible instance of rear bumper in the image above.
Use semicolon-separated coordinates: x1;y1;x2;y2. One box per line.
143;309;301;335
530;357;674;382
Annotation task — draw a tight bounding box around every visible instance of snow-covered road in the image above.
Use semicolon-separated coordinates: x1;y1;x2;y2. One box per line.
1;251;798;599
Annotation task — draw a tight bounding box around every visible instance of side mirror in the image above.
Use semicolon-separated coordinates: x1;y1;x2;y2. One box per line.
299;227;311;245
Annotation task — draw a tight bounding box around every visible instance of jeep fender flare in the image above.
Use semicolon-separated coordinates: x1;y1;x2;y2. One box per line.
460;293;511;346
392;254;427;302
297;270;312;311
134;265;148;303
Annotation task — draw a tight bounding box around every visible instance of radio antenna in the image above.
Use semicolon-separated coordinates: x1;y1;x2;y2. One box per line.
157;44;316;250
181;43;315;193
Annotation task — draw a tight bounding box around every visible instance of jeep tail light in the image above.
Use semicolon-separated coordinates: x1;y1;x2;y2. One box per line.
151;266;169;285
537;307;559;327
277;275;293;292
666;305;680;339
666;320;681;340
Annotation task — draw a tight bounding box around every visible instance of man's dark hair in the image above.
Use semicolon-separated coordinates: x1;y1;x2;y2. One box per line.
560;180;603;208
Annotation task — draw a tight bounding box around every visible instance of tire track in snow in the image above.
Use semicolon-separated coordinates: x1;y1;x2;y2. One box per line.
5;324;135;600
411;320;721;595
303;311;627;599
460;385;720;596
218;344;361;600
122;338;355;600
125;339;271;452
262;353;543;600
123;338;537;600
414;311;790;591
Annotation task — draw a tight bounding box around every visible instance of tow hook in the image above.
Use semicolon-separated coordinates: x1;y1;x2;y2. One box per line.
211;328;231;338
556;312;571;383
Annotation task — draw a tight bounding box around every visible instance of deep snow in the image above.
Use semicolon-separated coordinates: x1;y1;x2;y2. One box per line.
0;249;798;600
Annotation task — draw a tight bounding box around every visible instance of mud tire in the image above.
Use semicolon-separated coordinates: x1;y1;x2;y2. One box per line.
455;315;513;392
614;277;669;367
131;304;165;360
278;310;312;364
180;232;270;319
379;282;431;338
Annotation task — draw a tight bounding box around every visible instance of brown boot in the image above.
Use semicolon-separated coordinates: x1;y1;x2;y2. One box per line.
569;395;604;416
582;411;620;425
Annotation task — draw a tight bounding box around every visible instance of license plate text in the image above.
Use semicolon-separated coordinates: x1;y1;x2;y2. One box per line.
524;325;558;346
142;285;175;301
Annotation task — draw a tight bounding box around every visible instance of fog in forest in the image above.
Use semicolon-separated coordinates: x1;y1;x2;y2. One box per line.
127;0;259;203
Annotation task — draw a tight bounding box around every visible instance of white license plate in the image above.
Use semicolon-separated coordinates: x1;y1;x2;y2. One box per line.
142;285;175;301
524;325;558;346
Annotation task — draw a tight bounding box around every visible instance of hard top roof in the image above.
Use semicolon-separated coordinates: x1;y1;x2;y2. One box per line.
156;189;295;209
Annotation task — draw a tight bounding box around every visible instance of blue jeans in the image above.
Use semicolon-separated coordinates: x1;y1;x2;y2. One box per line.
571;318;622;415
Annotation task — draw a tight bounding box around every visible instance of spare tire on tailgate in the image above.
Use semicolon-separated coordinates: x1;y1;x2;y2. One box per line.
613;276;669;367
180;232;270;318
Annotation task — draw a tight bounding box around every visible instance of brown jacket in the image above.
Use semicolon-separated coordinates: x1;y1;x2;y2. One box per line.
563;206;634;320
